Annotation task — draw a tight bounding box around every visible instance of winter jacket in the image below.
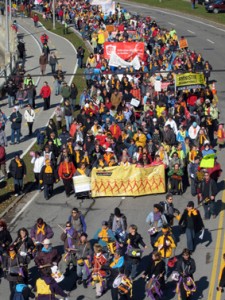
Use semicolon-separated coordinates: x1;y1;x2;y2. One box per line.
40;165;58;185
9;158;26;179
0;145;6;164
34;248;61;267
36;275;67;300
154;232;176;258
10;111;22;130
58;161;76;180
39;55;48;65
0;229;12;251
30;223;54;243
176;257;196;278
68;213;87;233
40;85;51;98
179;209;204;233
24;108;35;123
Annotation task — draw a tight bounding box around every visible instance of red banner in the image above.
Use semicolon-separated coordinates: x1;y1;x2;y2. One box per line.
104;42;145;60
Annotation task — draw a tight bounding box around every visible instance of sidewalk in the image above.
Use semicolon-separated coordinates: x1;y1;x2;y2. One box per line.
1;16;77;168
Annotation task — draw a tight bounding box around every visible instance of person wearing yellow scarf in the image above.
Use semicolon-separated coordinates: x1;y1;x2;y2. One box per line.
37;223;46;236
179;201;204;252
40;160;58;200
15;159;22;168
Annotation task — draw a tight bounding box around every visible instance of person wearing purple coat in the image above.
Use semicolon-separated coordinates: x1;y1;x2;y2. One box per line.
30;218;54;245
35;266;68;300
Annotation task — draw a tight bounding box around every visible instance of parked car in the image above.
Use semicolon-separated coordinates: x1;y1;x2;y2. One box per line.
205;0;225;12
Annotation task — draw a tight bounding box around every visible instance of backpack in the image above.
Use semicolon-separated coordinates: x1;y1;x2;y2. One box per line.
13;284;27;300
36;278;51;295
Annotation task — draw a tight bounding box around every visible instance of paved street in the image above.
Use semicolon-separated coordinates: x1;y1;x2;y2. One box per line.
0;16;77;167
1;5;225;300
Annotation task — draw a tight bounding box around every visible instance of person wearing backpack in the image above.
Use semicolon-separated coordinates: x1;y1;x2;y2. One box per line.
35;266;68;300
68;207;87;234
13;275;35;300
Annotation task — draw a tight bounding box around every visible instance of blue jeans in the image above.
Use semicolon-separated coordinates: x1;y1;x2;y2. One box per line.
11;128;20;143
203;201;215;219
8;96;15;108
77;264;88;280
14;178;23;194
65;116;72;132
186;228;195;252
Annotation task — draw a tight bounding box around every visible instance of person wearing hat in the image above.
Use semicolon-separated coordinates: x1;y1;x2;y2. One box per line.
75;232;92;288
9;153;27;197
201;140;215;157
146;204;168;246
154;224;176;279
198;171;217;219
175;248;196;300
39;159;59;200
30;218;54;247
179;201;204;252
93;221;116;249
34;239;61;268
188;122;200;144
103;148;117;166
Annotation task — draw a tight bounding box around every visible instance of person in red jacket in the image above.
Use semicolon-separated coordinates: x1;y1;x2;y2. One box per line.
0;145;7;180
58;157;76;197
40;33;49;45
40;81;51;110
32;13;39;27
109;120;121;140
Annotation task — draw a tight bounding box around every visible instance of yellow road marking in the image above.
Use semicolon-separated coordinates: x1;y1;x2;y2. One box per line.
216;219;225;300
208;182;225;300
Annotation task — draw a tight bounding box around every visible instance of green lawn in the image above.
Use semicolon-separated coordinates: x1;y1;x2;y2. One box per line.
128;0;225;25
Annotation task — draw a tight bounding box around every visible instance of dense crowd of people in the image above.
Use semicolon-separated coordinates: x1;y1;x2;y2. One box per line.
0;0;224;299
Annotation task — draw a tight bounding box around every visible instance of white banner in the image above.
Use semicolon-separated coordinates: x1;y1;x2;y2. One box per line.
91;0;115;14
109;52;141;70
73;175;91;193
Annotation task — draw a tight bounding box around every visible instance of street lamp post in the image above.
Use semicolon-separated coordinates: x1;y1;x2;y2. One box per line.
5;0;9;53
52;0;55;30
9;0;11;22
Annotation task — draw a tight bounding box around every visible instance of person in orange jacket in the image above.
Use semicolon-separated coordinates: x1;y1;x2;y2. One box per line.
58;157;76;197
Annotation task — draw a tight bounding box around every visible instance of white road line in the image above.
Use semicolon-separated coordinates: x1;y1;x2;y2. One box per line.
207;38;215;44
168;22;176;26
121;2;225;33
187;30;195;34
10;191;39;225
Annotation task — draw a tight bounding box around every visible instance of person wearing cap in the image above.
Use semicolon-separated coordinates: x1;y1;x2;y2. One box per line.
30;218;54;247
188;122;200;144
68;207;87;234
9;153;27;197
176;248;196;299
39;159;59;200
93;221;116;249
34;239;61;268
179;201;204;252
75;232;92;288
103;148;117;166
154;224;176;279
198;171;217;219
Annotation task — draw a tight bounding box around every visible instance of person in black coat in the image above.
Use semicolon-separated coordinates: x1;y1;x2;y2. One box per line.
9;154;27;196
179;201;204;252
40;159;59;200
142;251;165;299
198;171;218;219
176;248;196;300
217;253;225;292
125;224;147;280
13;275;35;300
0;219;12;255
9;108;22;144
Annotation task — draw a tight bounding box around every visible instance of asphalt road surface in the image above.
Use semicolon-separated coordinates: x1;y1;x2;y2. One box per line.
1;5;225;300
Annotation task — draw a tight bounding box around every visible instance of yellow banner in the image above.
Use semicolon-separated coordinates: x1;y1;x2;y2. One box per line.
175;73;205;89
91;165;165;197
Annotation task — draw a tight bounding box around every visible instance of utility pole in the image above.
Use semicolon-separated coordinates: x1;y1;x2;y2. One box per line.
9;0;11;22
5;0;9;53
52;0;55;30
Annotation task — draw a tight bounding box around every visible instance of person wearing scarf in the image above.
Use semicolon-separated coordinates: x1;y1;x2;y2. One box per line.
142;251;165;300
40;159;59;200
9;154;27;196
154;225;176;279
58;157;76;197
93;221;116;248
34;239;61;268
60;222;77;276
179;201;204;253
176;249;196;300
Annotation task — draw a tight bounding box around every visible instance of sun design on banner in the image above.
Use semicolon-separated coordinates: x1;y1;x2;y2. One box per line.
91;165;165;197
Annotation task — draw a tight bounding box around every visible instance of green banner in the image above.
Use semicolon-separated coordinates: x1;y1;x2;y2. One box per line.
175;73;205;90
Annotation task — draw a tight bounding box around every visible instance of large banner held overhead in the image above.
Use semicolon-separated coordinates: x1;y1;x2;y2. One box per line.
104;42;145;60
91;165;165;197
175;72;205;90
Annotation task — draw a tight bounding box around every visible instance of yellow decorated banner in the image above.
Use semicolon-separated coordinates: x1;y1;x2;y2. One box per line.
91;164;165;197
175;72;205;90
